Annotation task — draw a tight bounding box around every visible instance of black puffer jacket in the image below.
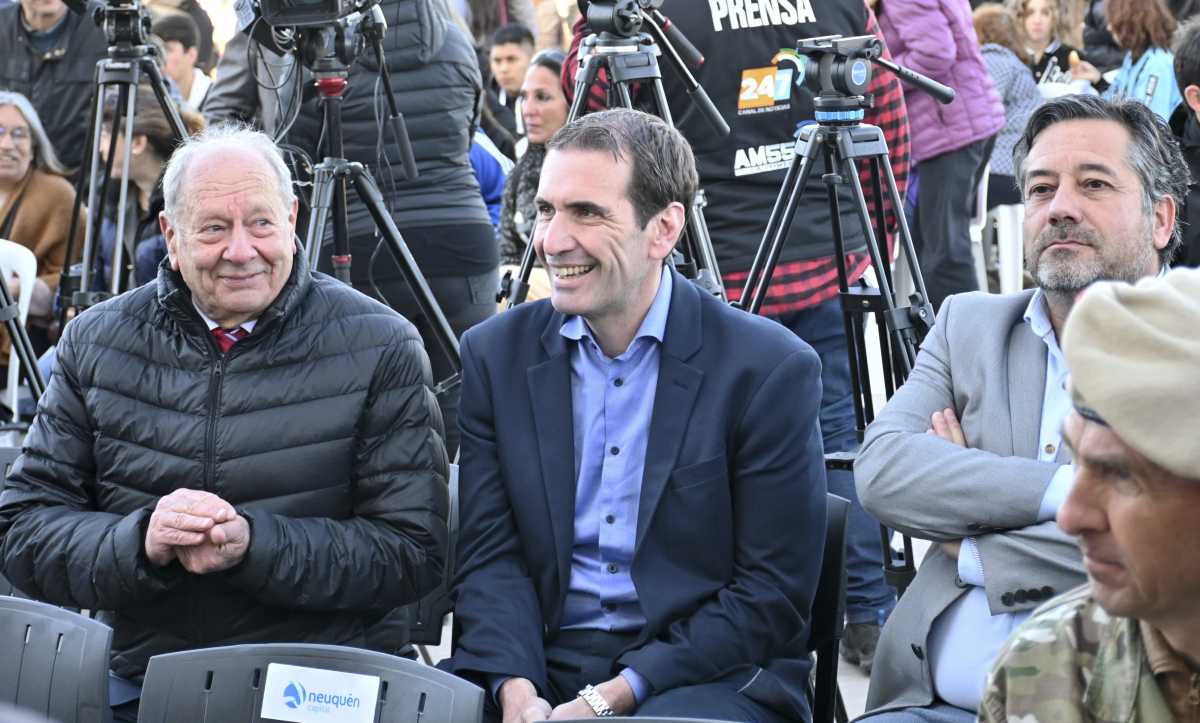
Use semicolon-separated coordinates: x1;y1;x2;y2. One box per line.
0;254;449;679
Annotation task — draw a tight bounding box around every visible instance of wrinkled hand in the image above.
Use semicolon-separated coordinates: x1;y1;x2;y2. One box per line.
174;514;251;574
928;408;966;447
500;678;552;723
144;489;236;567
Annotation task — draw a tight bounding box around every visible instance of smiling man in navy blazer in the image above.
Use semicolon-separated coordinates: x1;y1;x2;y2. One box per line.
446;108;828;723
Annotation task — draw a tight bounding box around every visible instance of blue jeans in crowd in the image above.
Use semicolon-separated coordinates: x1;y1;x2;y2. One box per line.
774;295;896;625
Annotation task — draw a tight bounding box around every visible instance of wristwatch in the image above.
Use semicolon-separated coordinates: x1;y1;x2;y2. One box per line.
578;684;614;717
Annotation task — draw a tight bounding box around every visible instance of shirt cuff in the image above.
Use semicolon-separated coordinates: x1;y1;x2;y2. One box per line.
957;537;985;587
1039;464;1075;522
619;667;651;705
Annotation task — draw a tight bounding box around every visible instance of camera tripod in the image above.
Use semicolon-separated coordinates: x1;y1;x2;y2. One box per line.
498;2;729;306
298;11;461;389
738;36;956;600
57;0;187;314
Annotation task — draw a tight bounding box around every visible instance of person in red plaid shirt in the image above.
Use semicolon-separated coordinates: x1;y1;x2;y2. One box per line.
564;0;911;674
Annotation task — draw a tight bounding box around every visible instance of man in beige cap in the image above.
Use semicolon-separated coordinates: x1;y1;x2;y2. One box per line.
979;267;1200;723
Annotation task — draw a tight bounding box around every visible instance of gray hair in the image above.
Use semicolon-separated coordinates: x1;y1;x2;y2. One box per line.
161;123;296;225
1012;94;1189;263
0;91;66;175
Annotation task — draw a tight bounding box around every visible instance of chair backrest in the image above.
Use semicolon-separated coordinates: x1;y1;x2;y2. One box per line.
137;643;484;723
0;240;38;422
0;596;112;723
0;446;26;597
807;493;850;723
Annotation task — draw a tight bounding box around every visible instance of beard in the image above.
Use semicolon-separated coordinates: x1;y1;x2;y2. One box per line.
1026;219;1159;295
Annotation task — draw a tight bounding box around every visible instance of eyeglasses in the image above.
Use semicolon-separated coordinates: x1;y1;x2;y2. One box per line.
0;126;31;144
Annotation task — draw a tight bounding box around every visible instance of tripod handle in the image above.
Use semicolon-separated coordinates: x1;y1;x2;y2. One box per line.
689;85;730;137
389;113;419;181
874;57;956;104
650;10;703;70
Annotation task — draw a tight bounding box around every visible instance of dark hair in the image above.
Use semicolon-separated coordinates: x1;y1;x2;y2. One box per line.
1012;94;1188;262
491;22;534;49
547;108;698;229
103;85;205;161
529;48;565;77
152;11;199;51
1173;16;1200;95
1107;0;1176;60
974;5;1028;61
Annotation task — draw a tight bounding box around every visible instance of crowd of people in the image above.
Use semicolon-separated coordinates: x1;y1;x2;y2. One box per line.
0;0;1198;722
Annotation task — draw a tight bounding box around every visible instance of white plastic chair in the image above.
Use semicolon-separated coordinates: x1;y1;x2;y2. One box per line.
989;204;1026;294
968;164;990;292
0;239;38;422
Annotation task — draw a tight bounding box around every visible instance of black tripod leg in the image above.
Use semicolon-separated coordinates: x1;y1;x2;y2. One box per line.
568;53;602;122
744;136;821;314
348;169;462;377
502;229;537;308
109;79;142;294
143;59;189;141
61;63;103;317
0;266;46;402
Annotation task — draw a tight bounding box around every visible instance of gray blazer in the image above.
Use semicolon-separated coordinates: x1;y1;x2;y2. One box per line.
854;290;1087;716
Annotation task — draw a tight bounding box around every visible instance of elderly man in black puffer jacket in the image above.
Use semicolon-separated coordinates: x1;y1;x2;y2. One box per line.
0;124;449;721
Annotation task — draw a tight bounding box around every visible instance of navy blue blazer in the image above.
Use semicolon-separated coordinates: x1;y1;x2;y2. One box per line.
447;270;828;719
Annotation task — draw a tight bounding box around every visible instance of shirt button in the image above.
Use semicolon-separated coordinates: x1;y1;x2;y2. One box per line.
610;446;619;455
605;514;615;524
1044;443;1056;455
606;563;618;574
614;378;623;387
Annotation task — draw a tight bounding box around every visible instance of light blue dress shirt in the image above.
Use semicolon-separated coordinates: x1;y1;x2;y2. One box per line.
926;289;1074;711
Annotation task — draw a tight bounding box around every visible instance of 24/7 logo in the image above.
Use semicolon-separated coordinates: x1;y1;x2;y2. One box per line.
736;50;805;116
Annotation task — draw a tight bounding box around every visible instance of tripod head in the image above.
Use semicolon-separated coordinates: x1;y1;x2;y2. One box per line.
62;0;156;56
791;34;956;123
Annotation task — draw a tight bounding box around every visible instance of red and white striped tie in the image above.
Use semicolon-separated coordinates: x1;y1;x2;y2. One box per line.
211;327;249;354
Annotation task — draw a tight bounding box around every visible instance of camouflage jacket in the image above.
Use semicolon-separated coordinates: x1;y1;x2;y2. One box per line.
979;584;1174;722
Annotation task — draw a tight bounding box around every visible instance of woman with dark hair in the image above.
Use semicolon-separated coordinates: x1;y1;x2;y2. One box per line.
976;5;1043;209
497;49;566;303
98;85;205;290
1075;0;1181;118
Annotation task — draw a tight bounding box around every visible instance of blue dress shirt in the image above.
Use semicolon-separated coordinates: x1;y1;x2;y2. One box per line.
927;289;1074;711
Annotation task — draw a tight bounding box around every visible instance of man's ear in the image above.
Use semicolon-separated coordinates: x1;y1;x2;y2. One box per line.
131;135;148;156
647;201;687;262
1185;84;1200;117
1151;194;1177;255
184;45;198;67
160;210;181;271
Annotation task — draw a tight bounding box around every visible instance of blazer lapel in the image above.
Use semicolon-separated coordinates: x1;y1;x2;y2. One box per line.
529;315;577;597
1007;311;1047;459
636;272;704;551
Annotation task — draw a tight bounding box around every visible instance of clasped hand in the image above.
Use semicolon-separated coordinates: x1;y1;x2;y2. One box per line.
144;488;250;574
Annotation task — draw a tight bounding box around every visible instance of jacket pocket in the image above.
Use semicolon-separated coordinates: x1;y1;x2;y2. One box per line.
668;454;728;492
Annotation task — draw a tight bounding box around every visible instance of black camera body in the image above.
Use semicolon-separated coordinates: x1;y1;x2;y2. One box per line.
258;0;369;29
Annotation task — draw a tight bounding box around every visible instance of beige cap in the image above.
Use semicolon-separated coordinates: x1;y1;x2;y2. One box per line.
1063;267;1200;480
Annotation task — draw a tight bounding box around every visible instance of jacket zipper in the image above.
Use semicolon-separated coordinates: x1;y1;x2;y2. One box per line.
204;354;224;492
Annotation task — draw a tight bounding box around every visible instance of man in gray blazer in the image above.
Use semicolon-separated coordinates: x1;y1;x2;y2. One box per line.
854;95;1190;723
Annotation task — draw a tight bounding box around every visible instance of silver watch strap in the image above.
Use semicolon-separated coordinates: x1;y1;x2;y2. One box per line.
578;684;614;717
